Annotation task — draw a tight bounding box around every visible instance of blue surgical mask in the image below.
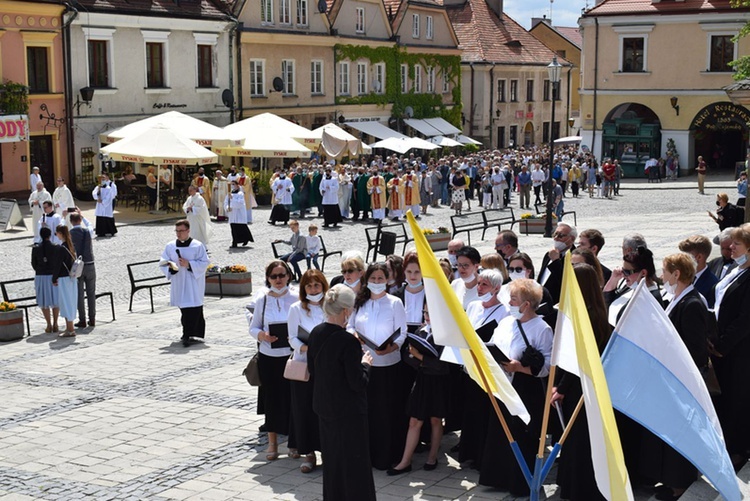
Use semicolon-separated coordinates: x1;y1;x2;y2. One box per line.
736;254;748;267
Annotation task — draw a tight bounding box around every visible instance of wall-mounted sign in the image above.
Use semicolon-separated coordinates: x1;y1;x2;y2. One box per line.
515;110;524;119
0;115;29;143
152;103;188;110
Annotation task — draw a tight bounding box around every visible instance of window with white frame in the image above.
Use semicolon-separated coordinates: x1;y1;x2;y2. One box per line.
510;79;518;102
194;33;218;89
426;66;435;93
414;64;422;93
281;59;295;94
497;79;506;102
356;7;365;34
249;59;265;96
311;60;323;94
142;30;170;89
373;63;385;94
261;0;274;24
297;0;308;26
614;25;653;73
84;27;115;89
426;16;433;40
412;14;420;38
442;70;450;94
709;34;735;72
357;62;367;94
280;0;291;24
401;64;409;93
338;61;350;95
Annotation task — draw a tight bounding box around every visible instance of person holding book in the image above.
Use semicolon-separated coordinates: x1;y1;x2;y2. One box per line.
479;278;553;496
287;270;328;474
459;269;511;467
249;260;297;461
388;302;449;475
348;262;408;470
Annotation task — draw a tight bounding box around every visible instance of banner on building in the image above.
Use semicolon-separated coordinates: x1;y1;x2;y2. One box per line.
0;115;29;143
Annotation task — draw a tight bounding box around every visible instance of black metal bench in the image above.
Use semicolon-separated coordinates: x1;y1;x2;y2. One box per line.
450;212;487;246
364;223;413;262
271;236;342;272
1;277;115;336
482;208;517;236
127;260;172;313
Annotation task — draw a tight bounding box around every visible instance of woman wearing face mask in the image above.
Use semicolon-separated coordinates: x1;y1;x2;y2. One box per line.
458;269;510;467
636;254;708;500
331;255;365;293
450;246;481;309
307;285;375;501
712;223;750;472
392;253;424;332
386;254;405;295
505;253;557;327
479;279;553;496
348;263;408;470
287;270;329;474
603;246;664;326
250;260;297;461
319;168;342;228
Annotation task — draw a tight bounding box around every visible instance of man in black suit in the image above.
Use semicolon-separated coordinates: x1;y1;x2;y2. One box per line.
494;230;519;267
708;229;737;280
576;228;612;283
69;212;96;327
679;235;719;308
538;222;576;304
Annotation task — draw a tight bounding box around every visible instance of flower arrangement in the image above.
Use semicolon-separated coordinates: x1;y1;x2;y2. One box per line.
207;265;248;274
520;213;557;220
0;301;17;312
422;226;450;235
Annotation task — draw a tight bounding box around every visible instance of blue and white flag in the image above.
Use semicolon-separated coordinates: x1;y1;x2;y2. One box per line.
602;280;741;501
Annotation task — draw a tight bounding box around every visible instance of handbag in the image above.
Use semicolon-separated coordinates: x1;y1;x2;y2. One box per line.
242;294;267;387
63;245;84;279
516;320;545;377
283;358;310;382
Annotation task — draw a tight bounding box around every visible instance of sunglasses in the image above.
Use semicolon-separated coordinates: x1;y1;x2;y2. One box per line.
507;266;525;274
621;269;636;276
553;232;570;239
341;269;358;274
269;273;287;280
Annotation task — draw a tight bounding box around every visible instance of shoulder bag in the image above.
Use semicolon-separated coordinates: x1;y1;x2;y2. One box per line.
516;320;545;377
242;295;266;386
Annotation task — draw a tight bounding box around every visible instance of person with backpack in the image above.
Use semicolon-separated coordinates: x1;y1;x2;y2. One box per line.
52;224;79;338
70;212;96;328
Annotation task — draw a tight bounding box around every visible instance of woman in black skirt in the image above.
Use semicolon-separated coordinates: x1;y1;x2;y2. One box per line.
249;260;297;460
308;284;375;501
388;302;450;475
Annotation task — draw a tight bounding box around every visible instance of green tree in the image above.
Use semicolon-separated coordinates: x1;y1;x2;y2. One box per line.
731;0;750;79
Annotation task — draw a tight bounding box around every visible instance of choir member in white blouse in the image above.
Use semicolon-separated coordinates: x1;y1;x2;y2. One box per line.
392;253;425;333
450;246;482;309
249;260;298;462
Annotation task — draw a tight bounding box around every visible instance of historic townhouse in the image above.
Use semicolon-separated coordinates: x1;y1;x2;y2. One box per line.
446;0;571;149
579;0;750;176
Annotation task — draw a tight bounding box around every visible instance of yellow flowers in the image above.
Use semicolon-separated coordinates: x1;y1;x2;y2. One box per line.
222;265;247;274
422;226;450;235
0;301;17;312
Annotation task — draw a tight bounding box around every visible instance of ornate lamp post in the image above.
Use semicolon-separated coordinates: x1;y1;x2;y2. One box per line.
544;56;563;238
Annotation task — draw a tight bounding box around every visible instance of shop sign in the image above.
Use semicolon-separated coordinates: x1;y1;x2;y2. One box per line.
0;115;29;143
691;102;750;132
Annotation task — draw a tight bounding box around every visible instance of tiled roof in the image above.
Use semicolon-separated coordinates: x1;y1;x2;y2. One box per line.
584;0;747;17
447;0;561;65
554;26;581;49
75;0;229;18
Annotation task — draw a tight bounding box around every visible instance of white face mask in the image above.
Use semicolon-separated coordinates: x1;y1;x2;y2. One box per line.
345;278;360;288
306;292;324;303
509;271;527;281
367;282;387;295
478;292;494;303
736;254;749;267
461;273;476;283
270;285;288;295
448;254;458;267
508;305;524;320
662;281;676;296
406;279;423;288
553;240;568;252
387;278;396;285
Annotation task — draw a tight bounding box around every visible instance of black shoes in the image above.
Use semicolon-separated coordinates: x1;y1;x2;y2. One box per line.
386;465;412;476
423;461;438;471
75;321;87;328
182;338;191;347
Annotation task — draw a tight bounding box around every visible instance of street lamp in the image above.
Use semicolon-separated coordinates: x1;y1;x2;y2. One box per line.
544;56;562;238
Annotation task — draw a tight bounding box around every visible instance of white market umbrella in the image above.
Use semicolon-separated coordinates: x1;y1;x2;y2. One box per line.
553;135;583;144
224;112;321;149
312;123;370;157
101;125;218;213
429;135;463;147
100;111;243;147
369;136;439;154
456;134;482;145
213;132;313;158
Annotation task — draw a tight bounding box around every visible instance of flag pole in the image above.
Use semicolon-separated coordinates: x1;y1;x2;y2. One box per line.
537;364;557;458
558;396;584;446
469;351;533;486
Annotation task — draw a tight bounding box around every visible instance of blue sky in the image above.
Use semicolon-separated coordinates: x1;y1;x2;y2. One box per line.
504;0;591;30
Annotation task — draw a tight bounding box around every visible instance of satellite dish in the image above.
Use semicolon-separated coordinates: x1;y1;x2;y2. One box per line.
317;0;327;13
272;77;284;92
221;89;234;109
404;106;414;118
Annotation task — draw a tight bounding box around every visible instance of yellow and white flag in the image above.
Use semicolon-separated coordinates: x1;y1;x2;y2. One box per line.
406;212;529;423
551;254;633;500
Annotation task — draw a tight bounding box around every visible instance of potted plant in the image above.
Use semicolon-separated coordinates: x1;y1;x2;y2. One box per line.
0;301;24;342
423;227;451;251
519;212;556;235
206;265;252;297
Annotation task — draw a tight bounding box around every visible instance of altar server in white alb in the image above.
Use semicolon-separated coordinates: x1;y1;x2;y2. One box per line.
160;219;210;347
225;180;253;248
29;181;52;243
183;185;212;248
30;166;42;195
92;173;117;237
39;201;63;245
319;167;342;228
52;177;75;226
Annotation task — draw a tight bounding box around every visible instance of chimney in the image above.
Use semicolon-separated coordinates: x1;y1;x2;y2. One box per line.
531;16;551;29
485;0;503;18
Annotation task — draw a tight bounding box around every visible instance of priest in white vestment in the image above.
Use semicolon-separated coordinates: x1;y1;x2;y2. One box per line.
160;219;209;347
52;177;75;226
183;185;212;248
237;169;256;223
30;166;42;194
212;169;228;221
28;182;52;243
92;175;117;237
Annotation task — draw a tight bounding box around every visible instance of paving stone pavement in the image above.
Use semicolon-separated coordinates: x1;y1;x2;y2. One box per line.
0;175;748;500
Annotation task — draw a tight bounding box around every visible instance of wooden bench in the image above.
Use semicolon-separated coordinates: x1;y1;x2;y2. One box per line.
364;223;413;262
1;277;115;336
271;236;342;272
450;209;518;246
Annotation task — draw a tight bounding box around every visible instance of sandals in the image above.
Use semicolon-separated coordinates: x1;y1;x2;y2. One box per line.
288;448;301;459
300;454;316;473
45;326;52;333
52;324;59;333
266;445;279;461
59;331;76;338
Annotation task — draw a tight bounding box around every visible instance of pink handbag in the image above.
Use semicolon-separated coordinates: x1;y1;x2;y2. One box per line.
283;358;310;382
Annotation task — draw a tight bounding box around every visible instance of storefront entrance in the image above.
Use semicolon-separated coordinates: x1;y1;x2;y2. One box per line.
601;104;661;177
29;135;55;188
691;102;749;174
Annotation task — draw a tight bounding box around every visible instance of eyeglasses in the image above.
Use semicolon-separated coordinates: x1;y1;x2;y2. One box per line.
175;229;188;233
456;262;474;270
268;273;287;280
507;266;525;274
341;269;358;274
553;232;570;239
621;269;635;276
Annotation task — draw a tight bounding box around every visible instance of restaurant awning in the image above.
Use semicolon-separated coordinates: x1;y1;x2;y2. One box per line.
423;117;462;136
429;135;463;147
456;134;482;145
344;121;406;140
403;118;443;137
